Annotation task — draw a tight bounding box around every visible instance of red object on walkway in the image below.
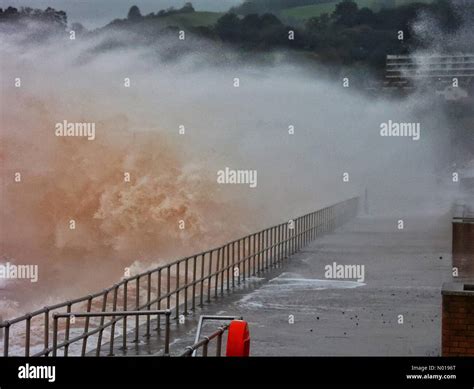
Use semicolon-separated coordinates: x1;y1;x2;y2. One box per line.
226;320;250;357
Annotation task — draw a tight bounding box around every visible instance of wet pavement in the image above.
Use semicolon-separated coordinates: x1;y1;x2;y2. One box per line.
108;214;452;356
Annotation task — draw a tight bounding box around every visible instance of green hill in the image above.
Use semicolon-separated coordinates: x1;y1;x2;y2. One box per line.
281;0;434;21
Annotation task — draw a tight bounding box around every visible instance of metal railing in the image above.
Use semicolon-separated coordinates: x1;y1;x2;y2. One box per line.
0;196;359;357
181;325;229;357
183;315;241;357
51;310;171;357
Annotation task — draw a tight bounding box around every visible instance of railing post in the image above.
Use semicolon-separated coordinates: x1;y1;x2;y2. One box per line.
96;290;109;356
324;208;326;233
176;262;180;320
146;272;152;336
304;215;307;246
184;258;189;315
109;285;119;355
300;217;303;249
207;251;213;303
300;217;303;248
303;216;306;247
3;321;10;357
299;217;302;249
134;277;140;342
272;226;276;265
257;232;261;273
192;255;197;309
247;236;251;279
300;216;306;249
271;227;275;266
308;214;310;244
273;226;280;267
44;309;50;356
313;212;318;240
122;282;128;351
25;315;31;357
82;296;93;356
306;214;311;245
252;234;256;276
277;225;280;263
237;240;241;285
200;254;205;307
215;249;220;299
305;214;308;246
52;315;58;357
326;207;329;232
275;226;278;264
164;311;170;356
292;220;296;254
221;247;225;295
313;212;316;240
293;219;296;252
167;265;171;309
278;224;282;263
321;208;324;233
308;213;311;242
242;238;246;282
270;227;274;268
157;269;162;331
231;242;235;288
64;303;71;356
226;244;230;291
268;228;271;267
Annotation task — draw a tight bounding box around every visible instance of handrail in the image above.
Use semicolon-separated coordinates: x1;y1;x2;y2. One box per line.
0;196;359;357
181;325;229;357
51;310;171;356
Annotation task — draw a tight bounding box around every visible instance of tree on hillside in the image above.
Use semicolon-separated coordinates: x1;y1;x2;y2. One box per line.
71;22;86;34
356;7;376;26
429;0;460;32
128;5;142;21
215;13;241;42
0;6;67;28
181;2;195;13
332;0;359;27
305;13;330;33
44;7;67;28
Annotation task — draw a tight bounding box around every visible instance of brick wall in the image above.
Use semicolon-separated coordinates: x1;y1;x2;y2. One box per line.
442;284;474;356
452;220;474;278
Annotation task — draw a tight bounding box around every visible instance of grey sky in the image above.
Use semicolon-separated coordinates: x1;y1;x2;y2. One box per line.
0;0;241;28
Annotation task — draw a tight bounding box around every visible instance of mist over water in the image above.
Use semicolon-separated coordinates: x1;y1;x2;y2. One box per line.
0;22;459;318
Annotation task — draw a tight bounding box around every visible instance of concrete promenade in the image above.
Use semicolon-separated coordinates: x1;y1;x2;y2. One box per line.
111;214;453;356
